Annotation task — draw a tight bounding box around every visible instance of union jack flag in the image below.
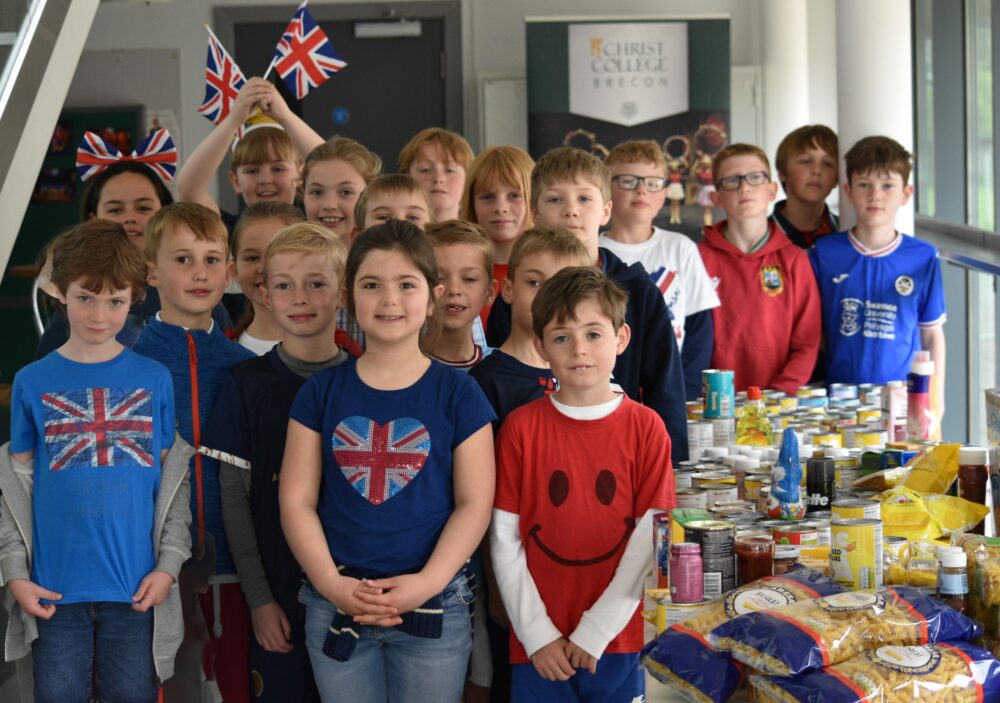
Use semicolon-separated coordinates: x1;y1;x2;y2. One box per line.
43;388;155;472
198;26;246;124
332;416;430;506
75;129;177;182
272;1;347;100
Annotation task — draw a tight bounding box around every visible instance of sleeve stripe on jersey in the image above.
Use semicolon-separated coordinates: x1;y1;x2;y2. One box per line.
198;445;251;471
918;314;947;329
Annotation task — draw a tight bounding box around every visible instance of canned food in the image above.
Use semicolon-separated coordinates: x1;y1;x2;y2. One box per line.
830;518;883;590
703;370;735;419
831;498;881;521
685;520;737;599
703;483;739;506
803;519;831;546
854;429;887;448
857;406;881;424
676;487;709;510
674;471;694;489
814;433;843;448
646;590;712;633
744;475;772;502
771;524;820;546
712;417;736;446
687;421;714;459
829;383;859;401
883;535;910;564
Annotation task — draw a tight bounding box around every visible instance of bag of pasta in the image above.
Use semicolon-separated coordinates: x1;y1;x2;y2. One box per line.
751;641;1000;703
640;565;844;703
708;586;982;677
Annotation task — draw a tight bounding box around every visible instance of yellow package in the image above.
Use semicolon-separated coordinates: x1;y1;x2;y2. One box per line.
900;443;961;494
879;486;942;541
922;492;991;535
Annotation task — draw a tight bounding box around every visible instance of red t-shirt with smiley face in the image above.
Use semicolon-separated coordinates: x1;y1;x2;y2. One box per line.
494;395;675;663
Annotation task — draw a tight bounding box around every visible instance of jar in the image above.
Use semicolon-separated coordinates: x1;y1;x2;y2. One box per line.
937;546;969;615
736;536;774;585
772;545;800;575
958;447;989;535
669;542;704;604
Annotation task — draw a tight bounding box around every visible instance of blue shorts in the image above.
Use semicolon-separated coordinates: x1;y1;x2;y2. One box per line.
511;652;643;703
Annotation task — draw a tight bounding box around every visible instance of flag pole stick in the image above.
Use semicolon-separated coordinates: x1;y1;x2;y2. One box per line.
262;56;277;81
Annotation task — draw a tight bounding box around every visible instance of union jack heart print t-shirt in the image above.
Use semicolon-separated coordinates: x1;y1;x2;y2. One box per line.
10;348;175;604
290;357;494;577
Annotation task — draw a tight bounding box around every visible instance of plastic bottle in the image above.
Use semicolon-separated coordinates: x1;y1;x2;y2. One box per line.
936;546;969;615
958;447;990;535
906;351;935;441
669;542;704;604
736;386;773;446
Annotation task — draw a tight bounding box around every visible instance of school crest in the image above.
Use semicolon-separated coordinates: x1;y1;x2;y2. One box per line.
895;275;915;296
839;297;863;337
760;265;783;296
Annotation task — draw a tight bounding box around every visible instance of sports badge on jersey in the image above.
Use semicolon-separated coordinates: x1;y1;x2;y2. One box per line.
895;275;915;296
839;297;863;337
760;265;784;296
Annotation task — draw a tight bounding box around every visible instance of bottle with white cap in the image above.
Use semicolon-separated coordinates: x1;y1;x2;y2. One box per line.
907;350;936;441
936;546;969;615
958;447;990;535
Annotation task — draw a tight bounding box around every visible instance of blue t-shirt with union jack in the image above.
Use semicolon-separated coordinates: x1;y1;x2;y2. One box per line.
290;357;494;576
10;348;175;604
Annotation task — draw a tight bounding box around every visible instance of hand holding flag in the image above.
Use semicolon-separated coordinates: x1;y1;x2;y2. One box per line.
269;1;347;99
198;26;247;124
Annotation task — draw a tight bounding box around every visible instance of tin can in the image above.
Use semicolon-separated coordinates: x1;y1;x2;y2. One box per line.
881;380;907;442
712;417;736;446
857;406;881;424
674;471;694;489
838;468;861;489
693;471;734;487
647;590;712;633
773;545;801;575
883;535;910;564
703;370;735;419
829;518;883;590
803;518;831;546
814;433;843;448
653;512;671;588
829;383;859;401
686;400;704;420
805;456;836;513
854;429;887;448
685;520;737;599
744;475;771;502
687;421;714;459
703;483;739;506
771;523;820;546
831;498;881;521
779;396;799;412
676;487;709;510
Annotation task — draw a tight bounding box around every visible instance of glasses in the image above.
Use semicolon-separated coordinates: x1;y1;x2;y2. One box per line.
716;171;770;191
611;174;668;192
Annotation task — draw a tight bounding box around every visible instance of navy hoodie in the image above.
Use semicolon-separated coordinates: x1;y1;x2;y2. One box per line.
485;248;688;463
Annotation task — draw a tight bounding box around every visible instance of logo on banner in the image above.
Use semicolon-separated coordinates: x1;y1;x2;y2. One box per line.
569;22;689;126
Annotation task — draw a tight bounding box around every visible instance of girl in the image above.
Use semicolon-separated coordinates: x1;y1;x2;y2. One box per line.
228;201;305;354
303;136;382;245
461;145;533;324
398;128;474;222
280;220;495;703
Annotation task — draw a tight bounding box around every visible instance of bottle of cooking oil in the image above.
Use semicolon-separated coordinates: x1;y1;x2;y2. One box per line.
736;386;773;446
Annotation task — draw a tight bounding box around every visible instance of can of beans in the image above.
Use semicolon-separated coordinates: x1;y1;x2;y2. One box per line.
829;518;883;590
684;520;737;599
831;498;881;521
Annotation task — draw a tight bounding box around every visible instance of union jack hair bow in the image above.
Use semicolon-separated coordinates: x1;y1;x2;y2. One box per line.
76;128;177;182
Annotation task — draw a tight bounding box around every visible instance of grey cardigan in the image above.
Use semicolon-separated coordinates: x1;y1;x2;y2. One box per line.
0;436;193;683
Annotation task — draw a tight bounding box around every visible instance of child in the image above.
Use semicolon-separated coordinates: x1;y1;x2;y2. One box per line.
491;266;675;702
280;219;495;703
489;146;689;463
809;136;946;398
399;127;474;222
202;223;350;703
771;125;840;248
598;139;720;400
303;136;382;245
425;220;497;369
699;143;821;394
353;173;434;232
462;145;534;323
229;201;306;354
177;77;323;230
2;220;191;702
132;202;256;702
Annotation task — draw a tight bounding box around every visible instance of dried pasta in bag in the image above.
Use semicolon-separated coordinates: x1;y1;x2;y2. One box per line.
708;586;982;677
751;640;1000;703
640;565;844;703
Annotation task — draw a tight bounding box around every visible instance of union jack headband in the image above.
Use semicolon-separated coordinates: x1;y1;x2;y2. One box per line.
76;128;177;182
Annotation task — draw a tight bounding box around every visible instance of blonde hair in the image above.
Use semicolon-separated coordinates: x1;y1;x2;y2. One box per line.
507;226;591;280
425;219;494;275
303;136;382;187
144;202;228;261
531;147;611;207
712;143;772;183
264;221;348;281
606;139;667;175
462;146;535;227
230;126;300;171
354;174;434;230
398;127;474;173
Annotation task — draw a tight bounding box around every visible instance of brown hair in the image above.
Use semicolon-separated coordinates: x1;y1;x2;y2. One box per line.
303;136;382;187
398;127;474;173
461;146;535;228
774;125;838;179
353;174;434;229
531;146;611;207
426;219;494;275
606;139;667;175
507;226;591;281
344;219;440;329
144;202;228;262
531;266;628;340
232;201;305;255
230;126;300;171
844;135;912;184
265;221;348;281
50;220;147;303
712;143;772;183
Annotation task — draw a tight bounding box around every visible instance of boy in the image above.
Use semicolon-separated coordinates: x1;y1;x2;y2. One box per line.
398;127;474;222
491;266;675;702
598;139;720;399
809;136;946;396
201;223;350;703
353;173;434;232
2;220;191;702
489;146;689;463
699;143;821;394
771;125;840;248
133;202;256;702
426;220;497;369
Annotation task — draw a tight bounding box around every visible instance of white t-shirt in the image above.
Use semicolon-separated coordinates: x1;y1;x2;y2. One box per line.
599;226;720;349
238;330;279;356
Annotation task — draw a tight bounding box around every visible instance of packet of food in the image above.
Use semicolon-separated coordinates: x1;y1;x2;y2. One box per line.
922;492;992;536
640;565;843;703
751;641;1000;703
880;486;942;541
708;586;982;677
901;443;961;494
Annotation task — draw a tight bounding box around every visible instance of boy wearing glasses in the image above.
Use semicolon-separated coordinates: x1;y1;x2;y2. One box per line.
599;140;719;399
698;144;821;394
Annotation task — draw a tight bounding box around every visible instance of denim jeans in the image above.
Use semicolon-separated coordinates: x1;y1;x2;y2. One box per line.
33;602;156;703
300;572;474;703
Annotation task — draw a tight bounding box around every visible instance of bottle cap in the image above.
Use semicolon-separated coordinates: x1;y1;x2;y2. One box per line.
938;546;966;568
959;447;989;466
747;386;762;400
704;447;729;459
735;456;761;470
910;351;935;375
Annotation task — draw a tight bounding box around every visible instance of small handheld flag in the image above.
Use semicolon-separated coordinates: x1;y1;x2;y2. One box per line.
271;1;347;100
76;128;177;182
198;26;247;124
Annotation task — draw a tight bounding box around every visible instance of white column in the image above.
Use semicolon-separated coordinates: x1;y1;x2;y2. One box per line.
835;0;914;232
761;0;811;172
